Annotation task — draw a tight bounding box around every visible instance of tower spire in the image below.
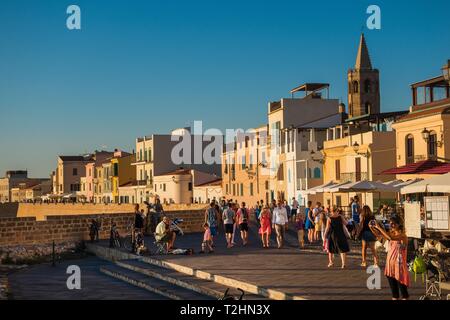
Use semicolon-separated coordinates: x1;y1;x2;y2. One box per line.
355;33;372;70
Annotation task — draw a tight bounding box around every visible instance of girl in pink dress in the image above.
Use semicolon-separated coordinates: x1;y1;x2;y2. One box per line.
370;215;410;300
259;205;272;248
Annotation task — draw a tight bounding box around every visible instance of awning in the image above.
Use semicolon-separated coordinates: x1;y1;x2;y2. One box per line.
400;173;450;194
381;160;450;175
328;180;397;193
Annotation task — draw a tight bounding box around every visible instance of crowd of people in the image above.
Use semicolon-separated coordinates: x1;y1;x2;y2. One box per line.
118;195;410;300
199;196;410;300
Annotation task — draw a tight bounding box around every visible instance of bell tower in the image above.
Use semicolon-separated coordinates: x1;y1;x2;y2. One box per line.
347;33;380;118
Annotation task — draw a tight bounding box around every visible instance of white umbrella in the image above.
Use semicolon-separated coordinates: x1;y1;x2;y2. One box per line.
401;173;450;194
327;180;395;193
322;181;352;193
303;181;337;195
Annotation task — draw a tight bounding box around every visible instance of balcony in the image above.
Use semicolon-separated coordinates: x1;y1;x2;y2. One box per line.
339;172;368;183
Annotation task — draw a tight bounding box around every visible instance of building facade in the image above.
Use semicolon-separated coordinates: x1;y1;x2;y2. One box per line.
0;170;29;203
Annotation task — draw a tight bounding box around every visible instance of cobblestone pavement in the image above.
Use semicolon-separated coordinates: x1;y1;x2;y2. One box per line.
7;256;168;300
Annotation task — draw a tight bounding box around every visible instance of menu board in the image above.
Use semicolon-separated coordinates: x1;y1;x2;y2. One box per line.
424;196;450;231
404;202;422;238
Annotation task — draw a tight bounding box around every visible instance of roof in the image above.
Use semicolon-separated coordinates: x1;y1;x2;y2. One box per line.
59;156;87;162
381;160;450;175
119;180;139;187
355;33;372;70
411;75;447;88
345;111;408;123
195;178;222;187
395;103;450;123
290;83;329;94
158;168;192;176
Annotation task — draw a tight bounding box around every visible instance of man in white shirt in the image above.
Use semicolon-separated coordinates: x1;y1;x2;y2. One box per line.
272;200;288;249
291;197;299;222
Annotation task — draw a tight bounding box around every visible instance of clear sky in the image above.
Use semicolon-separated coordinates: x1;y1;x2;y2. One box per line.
1;0;449;177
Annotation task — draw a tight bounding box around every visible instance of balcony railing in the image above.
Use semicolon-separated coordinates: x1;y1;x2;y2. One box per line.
339;172;368;183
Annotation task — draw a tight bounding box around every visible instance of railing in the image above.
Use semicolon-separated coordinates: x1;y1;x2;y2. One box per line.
339;172;368;182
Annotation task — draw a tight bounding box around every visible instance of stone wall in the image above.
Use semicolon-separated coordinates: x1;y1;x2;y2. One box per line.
0;202;208;221
0;209;206;247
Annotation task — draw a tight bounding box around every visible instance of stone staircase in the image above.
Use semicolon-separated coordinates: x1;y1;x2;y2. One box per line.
88;244;268;300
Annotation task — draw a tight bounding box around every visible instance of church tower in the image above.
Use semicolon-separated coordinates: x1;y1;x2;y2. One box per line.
347;33;380;118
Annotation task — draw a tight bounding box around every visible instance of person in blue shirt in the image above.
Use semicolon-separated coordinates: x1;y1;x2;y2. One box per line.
351;195;361;224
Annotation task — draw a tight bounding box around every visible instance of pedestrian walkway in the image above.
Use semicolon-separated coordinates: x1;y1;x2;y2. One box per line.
87;222;425;300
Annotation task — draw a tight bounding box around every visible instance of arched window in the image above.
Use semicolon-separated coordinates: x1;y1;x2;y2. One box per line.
364;79;371;93
313;167;321;179
405;134;414;164
428;131;438;159
364;102;371;114
352;81;359;93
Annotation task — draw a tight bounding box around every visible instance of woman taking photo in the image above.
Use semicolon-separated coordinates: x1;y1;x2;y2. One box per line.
259;204;272;248
357;205;379;267
324;207;350;268
370;215;410;300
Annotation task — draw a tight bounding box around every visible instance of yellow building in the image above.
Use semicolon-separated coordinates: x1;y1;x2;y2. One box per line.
386;61;450;180
111;151;136;203
221;125;271;206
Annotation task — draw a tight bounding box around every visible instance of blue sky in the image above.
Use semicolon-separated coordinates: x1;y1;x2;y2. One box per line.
0;0;449;177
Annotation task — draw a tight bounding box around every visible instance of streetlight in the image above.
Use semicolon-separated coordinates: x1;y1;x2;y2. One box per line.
352;142;360;153
442;60;450;83
421;128;430;142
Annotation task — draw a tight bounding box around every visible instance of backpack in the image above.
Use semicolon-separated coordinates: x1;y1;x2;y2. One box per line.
241;208;248;223
412;254;427;282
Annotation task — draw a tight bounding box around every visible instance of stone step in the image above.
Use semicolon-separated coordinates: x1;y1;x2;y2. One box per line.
100;264;212;300
115;259;265;300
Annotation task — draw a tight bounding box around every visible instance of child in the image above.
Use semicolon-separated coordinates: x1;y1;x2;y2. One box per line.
314;211;322;242
295;214;305;248
200;223;214;254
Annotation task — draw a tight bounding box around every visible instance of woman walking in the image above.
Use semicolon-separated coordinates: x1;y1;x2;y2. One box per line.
370;215;410;300
357;205;379;267
304;201;315;243
324;207;350;268
259;204;272;248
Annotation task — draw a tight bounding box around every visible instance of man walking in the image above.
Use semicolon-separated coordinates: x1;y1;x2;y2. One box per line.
272;200;288;249
291;197;299;222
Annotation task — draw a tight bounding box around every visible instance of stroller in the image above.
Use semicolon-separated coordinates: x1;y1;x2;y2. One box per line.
418;249;450;300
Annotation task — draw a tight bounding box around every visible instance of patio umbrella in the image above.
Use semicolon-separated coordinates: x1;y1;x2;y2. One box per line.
401;173;450;194
304;181;337;195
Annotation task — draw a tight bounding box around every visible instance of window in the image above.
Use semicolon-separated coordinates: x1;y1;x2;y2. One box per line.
224;161;228;174
226;184;229;194
405;135;414;164
364;102;371;114
232;184;236;196
428;132;437;159
250;183;254;196
241;156;246;170
288;169;291;183
188;182;192;191
352;81;359;94
355;157;361;182
163;184;166;192
265;181;269;190
73;168;78;176
364;79;371;93
277;163;284;181
313;168;321;179
335;160;341;181
139;150;143;161
240;183;244;196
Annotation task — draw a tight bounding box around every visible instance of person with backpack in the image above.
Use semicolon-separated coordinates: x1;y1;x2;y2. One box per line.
204;202;219;247
357;205;379;268
235;202;249;246
370;215;410;300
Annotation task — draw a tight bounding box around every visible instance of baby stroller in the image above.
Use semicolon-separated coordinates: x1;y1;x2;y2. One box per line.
419;250;450;300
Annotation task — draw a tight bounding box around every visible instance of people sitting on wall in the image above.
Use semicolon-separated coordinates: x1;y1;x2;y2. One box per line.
155;216;176;252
